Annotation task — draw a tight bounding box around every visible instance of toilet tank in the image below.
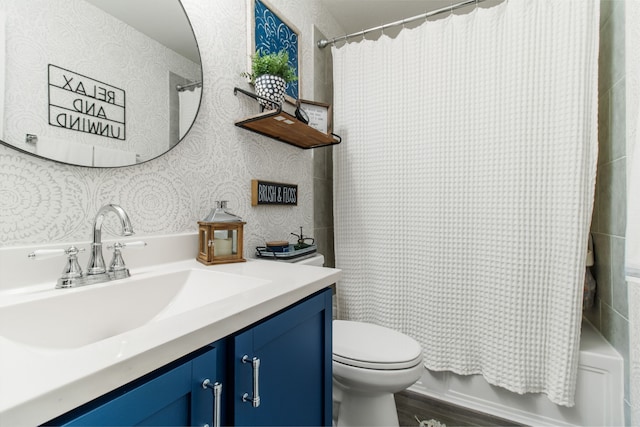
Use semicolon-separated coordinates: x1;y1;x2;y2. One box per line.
292;254;336;319
292;254;325;266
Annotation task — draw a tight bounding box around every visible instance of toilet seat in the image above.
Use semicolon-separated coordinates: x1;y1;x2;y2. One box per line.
333;320;423;370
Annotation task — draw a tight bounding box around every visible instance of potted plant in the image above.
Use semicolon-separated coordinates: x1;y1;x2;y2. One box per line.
244;49;297;109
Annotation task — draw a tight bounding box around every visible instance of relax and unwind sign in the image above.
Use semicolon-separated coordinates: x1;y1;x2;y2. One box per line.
48;65;126;140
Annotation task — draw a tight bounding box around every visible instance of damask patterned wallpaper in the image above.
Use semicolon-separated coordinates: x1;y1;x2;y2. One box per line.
0;0;344;253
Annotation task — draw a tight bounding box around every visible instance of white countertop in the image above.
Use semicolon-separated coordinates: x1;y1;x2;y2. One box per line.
0;258;340;426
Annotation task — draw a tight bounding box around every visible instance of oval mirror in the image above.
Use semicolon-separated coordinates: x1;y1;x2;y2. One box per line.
0;0;202;167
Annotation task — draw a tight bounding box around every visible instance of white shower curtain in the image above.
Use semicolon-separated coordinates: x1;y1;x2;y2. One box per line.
179;86;201;139
0;11;5;140
332;0;599;406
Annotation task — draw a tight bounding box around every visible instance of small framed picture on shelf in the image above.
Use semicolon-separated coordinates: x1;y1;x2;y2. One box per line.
298;99;332;134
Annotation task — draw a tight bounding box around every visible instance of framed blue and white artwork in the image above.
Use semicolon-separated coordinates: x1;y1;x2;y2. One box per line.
248;0;300;99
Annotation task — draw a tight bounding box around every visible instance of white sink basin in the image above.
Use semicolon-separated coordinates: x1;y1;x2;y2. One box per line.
0;268;268;349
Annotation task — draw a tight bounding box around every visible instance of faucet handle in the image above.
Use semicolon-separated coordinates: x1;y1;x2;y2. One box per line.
58;246;85;288
28;246;86;260
106;241;147;251
106;241;146;280
28;247;86;288
28;248;65;260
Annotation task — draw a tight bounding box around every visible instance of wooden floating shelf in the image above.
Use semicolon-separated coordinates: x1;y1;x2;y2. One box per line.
233;88;341;149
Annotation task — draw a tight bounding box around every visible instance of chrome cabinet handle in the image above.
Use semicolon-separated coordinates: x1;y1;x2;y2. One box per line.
241;355;261;407
202;379;223;427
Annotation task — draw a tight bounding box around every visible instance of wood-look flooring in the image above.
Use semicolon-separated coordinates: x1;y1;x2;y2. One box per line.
395;390;527;427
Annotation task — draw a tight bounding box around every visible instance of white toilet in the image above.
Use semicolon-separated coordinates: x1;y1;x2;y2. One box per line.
332;320;423;427
289;253;423;426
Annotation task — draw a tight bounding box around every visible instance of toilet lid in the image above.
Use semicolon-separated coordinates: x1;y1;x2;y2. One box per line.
333;320;423;370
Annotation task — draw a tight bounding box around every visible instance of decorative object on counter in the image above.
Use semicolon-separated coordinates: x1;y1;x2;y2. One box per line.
256;244;317;261
256;227;316;261
251;179;297;206
248;0;300;99
243;49;298;110
297;99;332;134
265;241;290;252
291;226;314;250
197;201;246;265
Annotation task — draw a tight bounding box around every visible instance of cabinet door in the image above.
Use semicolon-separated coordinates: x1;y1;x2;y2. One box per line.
233;288;332;426
49;345;223;427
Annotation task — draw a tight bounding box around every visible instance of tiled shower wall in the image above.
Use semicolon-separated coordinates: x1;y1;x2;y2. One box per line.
625;0;640;423
312;27;335;268
586;0;631;422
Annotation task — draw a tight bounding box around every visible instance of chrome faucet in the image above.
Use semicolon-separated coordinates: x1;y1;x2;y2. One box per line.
86;204;134;280
28;204;142;288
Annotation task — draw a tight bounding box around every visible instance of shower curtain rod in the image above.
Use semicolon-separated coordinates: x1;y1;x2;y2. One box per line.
176;81;202;91
317;0;487;49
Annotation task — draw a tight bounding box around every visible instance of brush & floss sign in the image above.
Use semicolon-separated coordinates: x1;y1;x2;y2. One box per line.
251;180;298;206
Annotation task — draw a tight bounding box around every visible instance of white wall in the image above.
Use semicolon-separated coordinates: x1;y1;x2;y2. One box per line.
0;0;343;255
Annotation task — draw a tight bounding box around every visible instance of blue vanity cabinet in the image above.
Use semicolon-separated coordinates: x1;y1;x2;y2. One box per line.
44;287;332;427
232;288;333;426
47;343;226;427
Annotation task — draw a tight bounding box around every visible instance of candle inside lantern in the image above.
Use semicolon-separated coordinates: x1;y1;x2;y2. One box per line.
213;238;233;256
